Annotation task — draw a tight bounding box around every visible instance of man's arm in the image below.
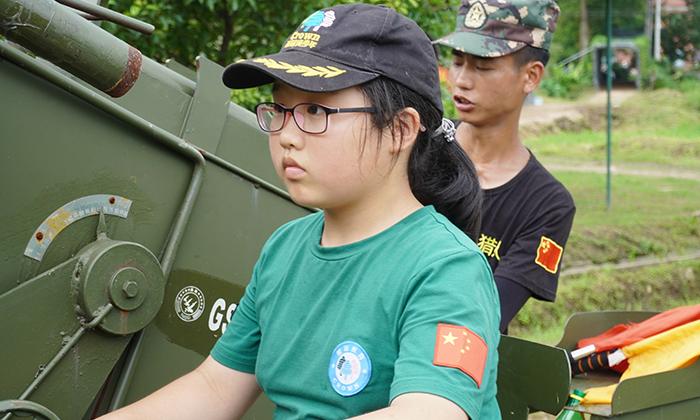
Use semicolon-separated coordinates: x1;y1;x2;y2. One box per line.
98;356;261;420
495;277;532;332
349;393;468;420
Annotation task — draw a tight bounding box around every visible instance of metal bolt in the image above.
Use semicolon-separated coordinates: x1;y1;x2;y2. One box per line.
122;280;139;298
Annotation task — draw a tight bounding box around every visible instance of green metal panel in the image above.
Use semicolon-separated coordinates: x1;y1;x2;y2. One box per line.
0;53;192;293
497;335;570;419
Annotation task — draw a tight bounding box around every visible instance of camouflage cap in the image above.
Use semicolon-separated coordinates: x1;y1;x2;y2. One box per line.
435;0;560;58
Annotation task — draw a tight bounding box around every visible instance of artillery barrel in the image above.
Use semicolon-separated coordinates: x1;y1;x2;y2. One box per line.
0;0;141;97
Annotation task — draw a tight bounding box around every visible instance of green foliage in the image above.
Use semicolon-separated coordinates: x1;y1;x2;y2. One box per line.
104;0;459;109
540;58;592;99
105;0;459;67
550;0;647;64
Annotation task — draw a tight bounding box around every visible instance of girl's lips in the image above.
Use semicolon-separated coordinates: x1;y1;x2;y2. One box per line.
284;166;306;179
453;95;475;112
282;157;305;180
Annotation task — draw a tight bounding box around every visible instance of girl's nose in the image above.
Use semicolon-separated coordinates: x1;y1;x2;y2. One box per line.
277;113;304;149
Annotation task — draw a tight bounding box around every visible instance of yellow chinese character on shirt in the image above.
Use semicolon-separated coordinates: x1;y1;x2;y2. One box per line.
477;234;501;261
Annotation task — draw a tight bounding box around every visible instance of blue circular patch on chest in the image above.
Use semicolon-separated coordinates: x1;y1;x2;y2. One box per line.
328;340;372;396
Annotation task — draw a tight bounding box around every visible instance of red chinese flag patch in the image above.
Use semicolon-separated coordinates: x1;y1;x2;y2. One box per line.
433;323;488;388
535;235;564;274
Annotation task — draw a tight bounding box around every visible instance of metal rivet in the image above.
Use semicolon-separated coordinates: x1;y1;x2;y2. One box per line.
35;231;44;241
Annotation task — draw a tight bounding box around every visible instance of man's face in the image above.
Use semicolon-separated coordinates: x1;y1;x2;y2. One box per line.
448;50;529;127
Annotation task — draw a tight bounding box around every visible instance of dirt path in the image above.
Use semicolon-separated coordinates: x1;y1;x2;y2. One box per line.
520;89;637;129
540;160;700;181
562;249;700;277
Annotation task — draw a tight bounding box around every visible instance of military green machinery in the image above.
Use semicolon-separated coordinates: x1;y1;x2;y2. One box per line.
2;1;699;419
1;0;308;418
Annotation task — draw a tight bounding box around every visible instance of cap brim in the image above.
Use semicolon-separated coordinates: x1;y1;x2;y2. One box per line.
434;31;525;58
222;50;379;92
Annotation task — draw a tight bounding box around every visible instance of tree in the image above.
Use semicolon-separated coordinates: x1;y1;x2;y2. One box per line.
104;0;458;68
661;0;700;64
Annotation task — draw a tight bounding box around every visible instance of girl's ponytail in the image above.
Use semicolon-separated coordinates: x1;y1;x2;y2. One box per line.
361;77;482;240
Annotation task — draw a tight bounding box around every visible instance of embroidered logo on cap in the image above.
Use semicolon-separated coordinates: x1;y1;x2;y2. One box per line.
464;1;488;29
328;340;372;396
301;10;336;32
283;10;336;50
433;323;488;387
535;235;564;273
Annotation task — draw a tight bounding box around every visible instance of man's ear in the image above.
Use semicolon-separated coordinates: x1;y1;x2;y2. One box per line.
523;61;545;94
389;107;422;154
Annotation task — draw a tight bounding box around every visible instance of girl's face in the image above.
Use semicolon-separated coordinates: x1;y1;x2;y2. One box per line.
268;83;394;211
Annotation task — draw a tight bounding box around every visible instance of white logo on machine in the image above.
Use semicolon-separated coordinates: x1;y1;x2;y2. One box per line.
174;286;205;322
328;340;372;396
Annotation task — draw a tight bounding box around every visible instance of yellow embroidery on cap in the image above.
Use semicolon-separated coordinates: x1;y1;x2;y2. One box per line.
253;58;346;78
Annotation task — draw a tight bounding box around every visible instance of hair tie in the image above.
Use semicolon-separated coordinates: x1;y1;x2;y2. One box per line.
431;118;456;143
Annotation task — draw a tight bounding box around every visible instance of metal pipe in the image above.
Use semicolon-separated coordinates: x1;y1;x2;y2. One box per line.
654;0;662;61
605;0;613;210
56;0;154;35
0;0;142;97
0;400;60;420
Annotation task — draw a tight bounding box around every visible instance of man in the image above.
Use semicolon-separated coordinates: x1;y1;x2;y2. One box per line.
435;0;576;333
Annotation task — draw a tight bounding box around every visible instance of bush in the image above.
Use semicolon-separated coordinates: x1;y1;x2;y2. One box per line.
230;85;272;112
540;58;592;99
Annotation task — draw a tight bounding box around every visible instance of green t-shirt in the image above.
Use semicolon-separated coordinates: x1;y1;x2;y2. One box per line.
211;206;501;419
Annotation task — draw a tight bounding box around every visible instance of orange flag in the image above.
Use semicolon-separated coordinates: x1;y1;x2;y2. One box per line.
433;323;488;387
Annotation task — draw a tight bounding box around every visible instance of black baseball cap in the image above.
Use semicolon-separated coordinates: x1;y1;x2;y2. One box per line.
222;4;443;113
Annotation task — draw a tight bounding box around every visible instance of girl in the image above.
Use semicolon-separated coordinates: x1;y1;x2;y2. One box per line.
103;4;500;420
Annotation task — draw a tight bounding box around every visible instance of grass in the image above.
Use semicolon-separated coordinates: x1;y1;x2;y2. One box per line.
510;260;700;344
512;83;700;342
552;171;700;265
524;86;700;170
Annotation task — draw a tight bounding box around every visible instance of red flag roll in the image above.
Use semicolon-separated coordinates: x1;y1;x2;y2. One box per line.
577;304;700;352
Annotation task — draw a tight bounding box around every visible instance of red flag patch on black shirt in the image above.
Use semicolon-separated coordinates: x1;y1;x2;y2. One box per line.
535;236;563;273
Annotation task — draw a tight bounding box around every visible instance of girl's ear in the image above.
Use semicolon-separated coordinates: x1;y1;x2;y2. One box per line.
390;107;422;154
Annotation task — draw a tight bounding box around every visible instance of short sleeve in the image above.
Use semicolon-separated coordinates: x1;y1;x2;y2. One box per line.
390;251;500;420
210;261;262;373
495;194;575;301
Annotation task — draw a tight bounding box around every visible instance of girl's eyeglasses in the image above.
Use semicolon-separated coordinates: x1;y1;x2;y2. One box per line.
255;102;376;134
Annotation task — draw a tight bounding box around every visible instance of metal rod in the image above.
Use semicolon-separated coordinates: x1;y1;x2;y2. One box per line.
56;0;154;34
605;0;613;210
17;304;114;401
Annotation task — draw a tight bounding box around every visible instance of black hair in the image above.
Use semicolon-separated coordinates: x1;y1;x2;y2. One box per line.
359;77;482;241
512;45;550;67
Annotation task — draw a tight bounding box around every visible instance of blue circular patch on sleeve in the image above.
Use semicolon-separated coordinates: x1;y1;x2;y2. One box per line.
328;340;372;396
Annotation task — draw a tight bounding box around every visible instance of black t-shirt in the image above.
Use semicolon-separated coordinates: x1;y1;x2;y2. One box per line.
477;152;575;301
